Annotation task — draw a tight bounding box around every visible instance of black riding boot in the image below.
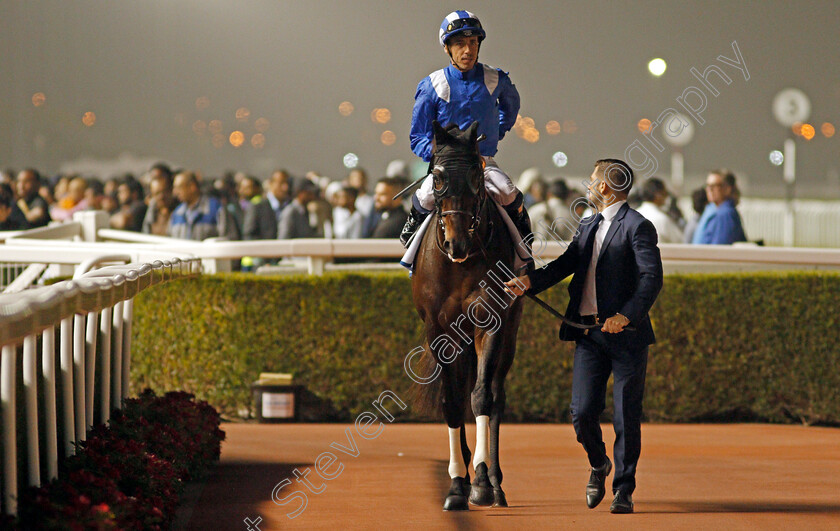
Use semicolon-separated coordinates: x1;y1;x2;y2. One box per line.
400;199;431;248
503;192;533;246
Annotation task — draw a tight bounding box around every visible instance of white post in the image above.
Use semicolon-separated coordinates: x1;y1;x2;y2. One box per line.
783;138;796;247
1;344;18;515
42;327;58;480
59;317;76;456
73;314;86;442
23;335;41;487
670;151;684;192
98;307;112;422
84;312;97;428
73;210;109;242
308;257;325;276
111;302;124;408
121;300;134;400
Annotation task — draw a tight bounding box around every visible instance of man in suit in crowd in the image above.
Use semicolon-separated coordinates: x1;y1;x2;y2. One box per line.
243;170;291;241
505;159;663;514
366;177;408;239
277;178;317;239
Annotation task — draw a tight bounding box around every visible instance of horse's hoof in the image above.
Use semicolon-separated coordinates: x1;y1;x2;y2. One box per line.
469;484;494;506
492;488;508;507
443;495;469;511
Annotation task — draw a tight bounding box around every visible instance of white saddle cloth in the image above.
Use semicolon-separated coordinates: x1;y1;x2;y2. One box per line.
400;200;532;274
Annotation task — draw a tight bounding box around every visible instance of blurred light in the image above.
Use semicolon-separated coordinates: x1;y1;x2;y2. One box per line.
208;120;223;135
196;96;210;110
235;107;251;123
545;120;561;135
791;122;802;136
192;120;207;135
769;150;784;166
521;116;535;129
32;92;46;107
251;133;266;149
801;123;815;140
648;58;667;76
254;117;270;132
381;130;396;146
372;108;391;124
338;101;354;116
229;131;245;147
637;118;651;133
211;133;225;148
552;151;568;167
563;120;578;133
523;128;540;143
343;153;359;168
82;112;96;127
822;122;835;138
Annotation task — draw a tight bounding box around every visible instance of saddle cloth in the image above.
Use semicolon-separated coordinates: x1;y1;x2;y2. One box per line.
400;200;532;275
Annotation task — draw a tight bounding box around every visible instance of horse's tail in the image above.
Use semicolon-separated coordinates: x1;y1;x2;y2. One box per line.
409;340;476;419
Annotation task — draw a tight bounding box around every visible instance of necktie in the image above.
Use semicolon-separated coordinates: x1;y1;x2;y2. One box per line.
579;213;604;316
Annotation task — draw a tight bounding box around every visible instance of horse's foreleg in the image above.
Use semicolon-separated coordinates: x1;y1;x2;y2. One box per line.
441;366;470;511
488;323;517;508
488;380;508;507
469;334;499;507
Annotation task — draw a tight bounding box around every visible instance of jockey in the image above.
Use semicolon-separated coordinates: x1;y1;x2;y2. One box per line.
400;10;532;248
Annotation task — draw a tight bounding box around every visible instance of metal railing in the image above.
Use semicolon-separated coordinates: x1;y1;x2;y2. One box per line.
0;257;200;516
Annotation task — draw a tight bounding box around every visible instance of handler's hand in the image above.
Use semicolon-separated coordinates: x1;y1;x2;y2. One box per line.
503;275;531;297
601;313;630;334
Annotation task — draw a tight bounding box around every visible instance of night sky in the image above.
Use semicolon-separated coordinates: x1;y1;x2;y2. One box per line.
1;0;838;198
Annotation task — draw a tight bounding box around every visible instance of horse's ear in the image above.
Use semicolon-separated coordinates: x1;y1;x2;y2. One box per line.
467;121;480;143
433;120;449;146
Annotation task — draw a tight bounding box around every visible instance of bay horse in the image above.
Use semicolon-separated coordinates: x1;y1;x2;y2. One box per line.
412;121;526;510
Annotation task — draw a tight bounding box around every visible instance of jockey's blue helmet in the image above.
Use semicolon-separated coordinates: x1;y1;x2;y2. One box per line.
439;10;485;47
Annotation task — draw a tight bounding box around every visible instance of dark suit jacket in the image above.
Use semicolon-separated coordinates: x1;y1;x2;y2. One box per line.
528;202;663;347
242;199;278;240
370;207;408;239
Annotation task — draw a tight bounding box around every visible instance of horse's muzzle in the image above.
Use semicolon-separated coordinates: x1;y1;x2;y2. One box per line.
444;238;471;262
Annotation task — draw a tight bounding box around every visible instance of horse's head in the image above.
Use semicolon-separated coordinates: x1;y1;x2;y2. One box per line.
430;120;485;262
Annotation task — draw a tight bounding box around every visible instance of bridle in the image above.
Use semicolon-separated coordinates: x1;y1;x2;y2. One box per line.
430;157;492;262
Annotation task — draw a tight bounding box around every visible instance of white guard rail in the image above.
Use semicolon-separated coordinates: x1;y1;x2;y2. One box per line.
0;258;200;516
97;231;840;274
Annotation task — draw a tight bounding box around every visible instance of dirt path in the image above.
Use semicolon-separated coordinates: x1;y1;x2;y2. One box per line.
181;423;840;530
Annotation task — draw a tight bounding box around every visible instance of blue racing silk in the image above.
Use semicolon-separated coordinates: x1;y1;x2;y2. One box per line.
410;62;520;162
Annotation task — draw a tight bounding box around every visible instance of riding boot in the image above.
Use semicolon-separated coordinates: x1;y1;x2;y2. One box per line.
400;197;431;248
503;192;534;246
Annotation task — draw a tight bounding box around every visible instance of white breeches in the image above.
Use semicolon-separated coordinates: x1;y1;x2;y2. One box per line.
415;156;518;211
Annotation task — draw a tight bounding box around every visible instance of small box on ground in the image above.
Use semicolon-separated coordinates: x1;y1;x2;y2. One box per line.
251;373;302;423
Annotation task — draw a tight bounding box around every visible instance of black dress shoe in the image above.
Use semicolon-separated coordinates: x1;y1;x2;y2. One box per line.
610;490;634;514
585;457;612;509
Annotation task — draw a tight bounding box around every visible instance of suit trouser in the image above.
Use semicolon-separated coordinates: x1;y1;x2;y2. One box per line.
570;331;648;495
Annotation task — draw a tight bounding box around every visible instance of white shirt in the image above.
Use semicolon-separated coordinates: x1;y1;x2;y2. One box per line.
636;201;683;244
333;207;363;239
578;200;626;317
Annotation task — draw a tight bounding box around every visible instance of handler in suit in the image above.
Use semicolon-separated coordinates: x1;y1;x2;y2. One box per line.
505;159;663;514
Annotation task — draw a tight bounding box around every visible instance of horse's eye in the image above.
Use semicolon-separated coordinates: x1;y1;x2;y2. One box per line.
433;171;445;191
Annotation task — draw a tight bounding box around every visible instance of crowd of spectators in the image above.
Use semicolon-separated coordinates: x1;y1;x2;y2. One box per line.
519;166;747;247
0;163;419;270
0;162;747;259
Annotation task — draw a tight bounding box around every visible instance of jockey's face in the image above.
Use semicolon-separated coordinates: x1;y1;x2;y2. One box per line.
445;35;479;72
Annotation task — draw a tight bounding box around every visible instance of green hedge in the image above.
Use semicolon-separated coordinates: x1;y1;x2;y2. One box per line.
131;271;840;424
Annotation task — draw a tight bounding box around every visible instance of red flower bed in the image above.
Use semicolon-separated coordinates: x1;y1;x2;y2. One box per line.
13;390;225;530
